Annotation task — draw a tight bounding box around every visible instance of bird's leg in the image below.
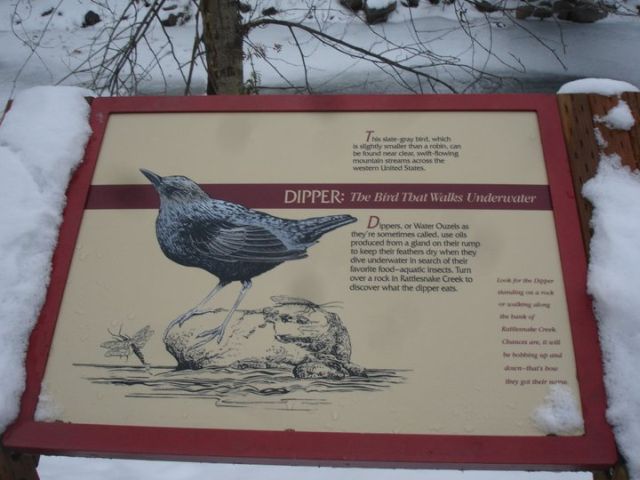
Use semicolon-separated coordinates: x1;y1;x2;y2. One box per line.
194;280;252;346
164;281;228;337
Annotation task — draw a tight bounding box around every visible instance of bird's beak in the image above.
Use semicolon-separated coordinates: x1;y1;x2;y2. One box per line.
140;168;163;188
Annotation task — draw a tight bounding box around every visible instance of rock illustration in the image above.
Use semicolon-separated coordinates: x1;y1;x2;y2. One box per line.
164;298;366;379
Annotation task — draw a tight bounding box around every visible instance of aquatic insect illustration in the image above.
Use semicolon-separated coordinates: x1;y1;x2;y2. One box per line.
100;325;154;367
270;295;342;313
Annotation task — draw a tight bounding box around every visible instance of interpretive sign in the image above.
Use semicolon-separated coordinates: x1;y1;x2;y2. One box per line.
5;95;615;469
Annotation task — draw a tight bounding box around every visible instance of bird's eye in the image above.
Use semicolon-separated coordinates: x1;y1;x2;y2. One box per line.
163;184;178;195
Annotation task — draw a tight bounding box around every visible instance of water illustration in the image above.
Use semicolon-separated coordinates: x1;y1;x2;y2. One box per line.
76;363;406;411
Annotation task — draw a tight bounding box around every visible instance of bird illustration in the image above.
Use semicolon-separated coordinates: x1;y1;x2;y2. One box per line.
140;169;357;346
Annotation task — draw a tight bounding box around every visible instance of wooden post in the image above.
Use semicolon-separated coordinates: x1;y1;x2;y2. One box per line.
557;92;640;248
557;92;640;480
593;464;630;480
0;443;39;480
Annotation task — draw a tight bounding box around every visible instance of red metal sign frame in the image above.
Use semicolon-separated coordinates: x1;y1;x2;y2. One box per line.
4;94;616;470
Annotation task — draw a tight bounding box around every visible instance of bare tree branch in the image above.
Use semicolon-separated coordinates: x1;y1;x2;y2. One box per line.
9;0;63;99
288;26;313;93
246;17;458;92
14;0;620;97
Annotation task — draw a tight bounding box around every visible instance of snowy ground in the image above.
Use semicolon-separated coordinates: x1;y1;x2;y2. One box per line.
1;0;640;102
2;0;640;479
36;458;592;480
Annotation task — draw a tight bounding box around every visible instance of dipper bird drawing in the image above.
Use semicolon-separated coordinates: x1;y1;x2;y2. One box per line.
140;169;357;345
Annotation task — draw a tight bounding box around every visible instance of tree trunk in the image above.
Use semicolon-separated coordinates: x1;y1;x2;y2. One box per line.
200;0;244;95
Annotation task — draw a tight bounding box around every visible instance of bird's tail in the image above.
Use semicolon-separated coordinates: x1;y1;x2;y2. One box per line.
296;214;357;243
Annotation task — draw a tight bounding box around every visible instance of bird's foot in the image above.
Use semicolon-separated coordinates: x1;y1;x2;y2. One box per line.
174;312;193;328
165;310;195;334
186;326;226;352
163;315;189;340
164;308;222;339
197;326;226;343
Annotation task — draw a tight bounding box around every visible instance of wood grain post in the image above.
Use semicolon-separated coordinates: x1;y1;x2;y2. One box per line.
558;93;640;249
0;443;39;480
557;92;640;480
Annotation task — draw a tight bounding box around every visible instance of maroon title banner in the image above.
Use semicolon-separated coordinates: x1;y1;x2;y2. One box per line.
86;184;551;210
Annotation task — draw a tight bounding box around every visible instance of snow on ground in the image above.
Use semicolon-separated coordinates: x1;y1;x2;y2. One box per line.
247;4;640;94
37;458;591;480
0;86;91;434
1;0;640;101
583;155;640;480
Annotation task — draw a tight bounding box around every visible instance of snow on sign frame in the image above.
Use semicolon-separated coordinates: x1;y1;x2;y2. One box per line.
5;95;615;469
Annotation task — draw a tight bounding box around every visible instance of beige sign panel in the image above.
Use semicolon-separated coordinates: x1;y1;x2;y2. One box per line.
39;110;582;436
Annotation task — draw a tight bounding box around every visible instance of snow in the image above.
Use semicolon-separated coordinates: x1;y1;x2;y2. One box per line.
0;86;91;434
36;458;591;480
596;100;636;131
583;155;640;480
366;0;396;9
531;385;584;435
558;78;640;96
34;382;64;422
594;127;608;149
2;1;640;99
247;10;640;95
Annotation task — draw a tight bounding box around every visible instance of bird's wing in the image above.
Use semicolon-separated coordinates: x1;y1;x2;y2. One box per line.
190;223;308;263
